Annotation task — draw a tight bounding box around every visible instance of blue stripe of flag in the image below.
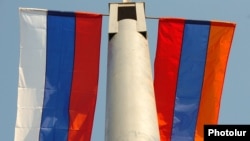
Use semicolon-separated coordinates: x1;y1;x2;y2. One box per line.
39;11;75;141
171;20;210;141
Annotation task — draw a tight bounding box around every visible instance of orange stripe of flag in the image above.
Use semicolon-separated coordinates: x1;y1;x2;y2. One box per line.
194;22;236;141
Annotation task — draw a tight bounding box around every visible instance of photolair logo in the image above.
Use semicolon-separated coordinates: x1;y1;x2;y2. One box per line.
204;125;250;141
208;128;247;136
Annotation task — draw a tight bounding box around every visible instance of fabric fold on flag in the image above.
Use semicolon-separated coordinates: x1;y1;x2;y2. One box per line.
154;18;236;141
15;8;102;141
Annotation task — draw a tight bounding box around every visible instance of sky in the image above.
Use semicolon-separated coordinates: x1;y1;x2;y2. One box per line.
0;0;250;141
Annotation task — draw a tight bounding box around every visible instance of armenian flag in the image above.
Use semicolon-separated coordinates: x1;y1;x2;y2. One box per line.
154;18;236;141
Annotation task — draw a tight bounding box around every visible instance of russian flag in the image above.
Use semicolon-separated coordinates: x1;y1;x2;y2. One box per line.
15;8;102;141
154;18;236;141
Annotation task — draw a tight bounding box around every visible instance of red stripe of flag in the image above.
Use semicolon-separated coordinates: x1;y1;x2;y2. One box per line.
68;12;102;141
154;18;185;141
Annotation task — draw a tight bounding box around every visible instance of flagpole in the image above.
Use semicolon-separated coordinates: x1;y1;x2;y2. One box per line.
123;0;131;2
105;1;160;141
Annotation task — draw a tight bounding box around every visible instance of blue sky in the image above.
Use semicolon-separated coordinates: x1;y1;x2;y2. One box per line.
1;0;250;140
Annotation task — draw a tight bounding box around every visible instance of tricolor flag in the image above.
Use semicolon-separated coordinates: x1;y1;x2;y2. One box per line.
154;18;236;141
15;8;102;141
